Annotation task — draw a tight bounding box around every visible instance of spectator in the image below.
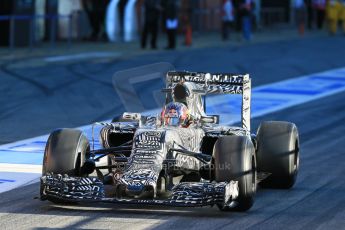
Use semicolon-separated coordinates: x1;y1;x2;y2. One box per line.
221;0;234;40
81;0;109;41
294;0;306;36
250;0;257;31
326;0;341;35
306;0;315;29
240;0;252;41
163;0;178;49
232;0;242;37
141;0;161;49
314;0;326;29
341;0;345;34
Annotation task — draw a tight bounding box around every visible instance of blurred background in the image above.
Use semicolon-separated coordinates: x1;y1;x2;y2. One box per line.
0;0;343;48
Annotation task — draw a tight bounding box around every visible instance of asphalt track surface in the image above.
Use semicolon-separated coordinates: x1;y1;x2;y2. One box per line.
1;35;345;229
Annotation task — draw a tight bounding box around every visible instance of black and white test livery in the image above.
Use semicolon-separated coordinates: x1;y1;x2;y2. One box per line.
40;71;300;211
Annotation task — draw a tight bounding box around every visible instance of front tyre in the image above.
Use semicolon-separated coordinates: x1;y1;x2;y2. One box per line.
213;136;256;212
40;129;90;202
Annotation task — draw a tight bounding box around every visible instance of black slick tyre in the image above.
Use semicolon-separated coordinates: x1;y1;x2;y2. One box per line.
40;128;90;203
213;136;256;212
256;121;299;189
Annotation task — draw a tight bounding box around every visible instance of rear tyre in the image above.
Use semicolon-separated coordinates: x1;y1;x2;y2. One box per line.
213;136;256;212
40;129;90;203
256;121;299;189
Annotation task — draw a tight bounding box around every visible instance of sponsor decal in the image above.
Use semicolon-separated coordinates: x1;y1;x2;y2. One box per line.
134;132;162;148
169;72;245;84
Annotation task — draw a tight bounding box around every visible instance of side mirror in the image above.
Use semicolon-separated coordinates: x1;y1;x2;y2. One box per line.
200;115;219;124
122;112;141;121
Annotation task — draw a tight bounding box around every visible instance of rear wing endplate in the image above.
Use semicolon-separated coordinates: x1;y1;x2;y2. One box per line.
166;71;251;131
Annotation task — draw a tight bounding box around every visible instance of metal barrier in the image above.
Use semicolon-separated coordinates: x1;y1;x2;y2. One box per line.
260;8;287;26
190;7;222;32
0;14;72;50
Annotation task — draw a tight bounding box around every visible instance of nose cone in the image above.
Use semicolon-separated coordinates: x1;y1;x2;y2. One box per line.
120;169;158;197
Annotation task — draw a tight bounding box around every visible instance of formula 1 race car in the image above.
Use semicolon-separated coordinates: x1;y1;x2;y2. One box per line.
40;71;300;211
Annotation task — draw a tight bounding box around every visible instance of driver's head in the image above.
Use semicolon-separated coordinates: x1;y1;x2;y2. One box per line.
162;102;190;127
173;83;189;103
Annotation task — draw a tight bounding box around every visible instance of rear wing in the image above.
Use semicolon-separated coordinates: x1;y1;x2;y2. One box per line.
166;71;251;131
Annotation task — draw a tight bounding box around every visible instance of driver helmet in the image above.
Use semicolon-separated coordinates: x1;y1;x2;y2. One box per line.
162;102;190;127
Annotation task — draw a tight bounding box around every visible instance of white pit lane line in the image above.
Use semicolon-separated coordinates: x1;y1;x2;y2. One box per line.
44;52;121;62
1;67;345;193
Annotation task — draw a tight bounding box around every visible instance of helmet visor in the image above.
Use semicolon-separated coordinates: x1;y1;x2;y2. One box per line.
167;117;180;126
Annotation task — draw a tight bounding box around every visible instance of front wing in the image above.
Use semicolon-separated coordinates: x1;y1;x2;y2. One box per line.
41;174;239;207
